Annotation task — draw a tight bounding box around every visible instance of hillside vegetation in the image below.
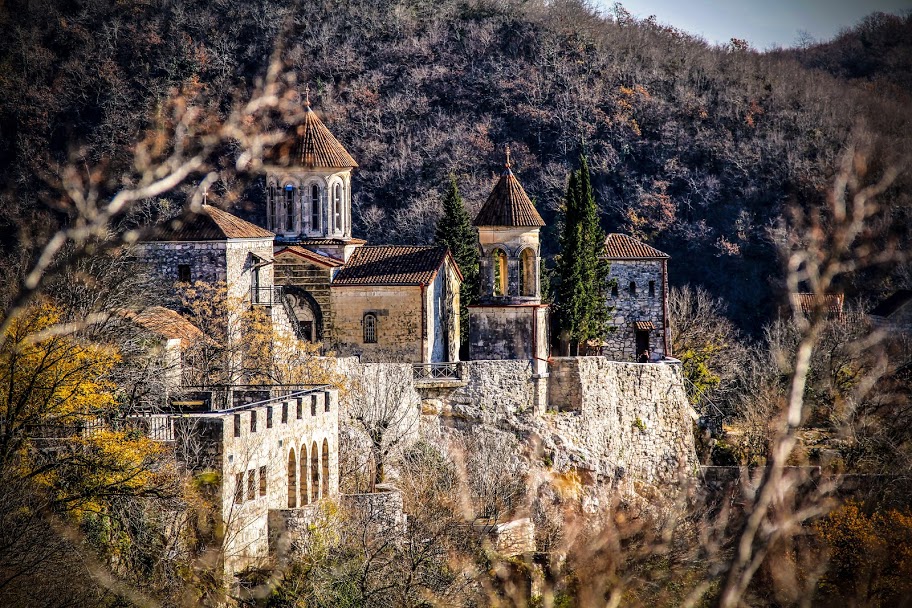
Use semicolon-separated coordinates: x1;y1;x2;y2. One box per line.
1;1;910;333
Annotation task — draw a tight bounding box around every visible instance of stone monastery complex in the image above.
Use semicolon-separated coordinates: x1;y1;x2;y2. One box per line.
132;99;696;574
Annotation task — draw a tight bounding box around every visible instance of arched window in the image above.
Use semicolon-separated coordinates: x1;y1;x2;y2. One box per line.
284;185;295;232
287;448;297;508
648;280;656;297
493;249;508;297
310;441;320;502
363;313;377;343
300;444;309;505
519;249;536;297
321;438;330;497
629;281;637;295
310;184;320;231
332;182;342;232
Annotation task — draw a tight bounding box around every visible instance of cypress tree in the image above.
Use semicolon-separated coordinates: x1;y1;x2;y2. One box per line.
434;175;479;344
555;155;611;354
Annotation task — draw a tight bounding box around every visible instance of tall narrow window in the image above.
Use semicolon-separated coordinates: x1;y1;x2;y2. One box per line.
611;284;619;297
300;444;309;505
250;410;257;433
234;473;244;504
629;281;637;296
284;186;295;232
178;264;191;283
296;399;303;420
333;183;342;232
648;280;656;298
266;406;273;428
247;469;256;500
363;313;377;343
324;392;331;413
268;185;276;228
281;402;288;424
259;466;267;496
311;395;317;417
310;184;320;231
493;249;508;297
234;414;241;437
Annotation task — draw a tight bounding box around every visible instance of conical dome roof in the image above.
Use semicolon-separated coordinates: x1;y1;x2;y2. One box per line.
473;164;545;227
268;105;358;169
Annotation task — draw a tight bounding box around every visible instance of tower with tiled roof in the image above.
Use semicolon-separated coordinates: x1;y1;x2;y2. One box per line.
265;89;359;259
601;233;671;361
468;150;549;403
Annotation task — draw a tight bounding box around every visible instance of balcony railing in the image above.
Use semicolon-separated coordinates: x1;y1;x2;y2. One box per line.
251;285;284;306
412;362;462;381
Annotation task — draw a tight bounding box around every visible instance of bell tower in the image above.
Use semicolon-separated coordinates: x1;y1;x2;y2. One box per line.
265;88;359;260
468;148;549;409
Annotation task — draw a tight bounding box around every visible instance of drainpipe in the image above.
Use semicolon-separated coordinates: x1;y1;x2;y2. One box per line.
662;259;671;357
420;284;427;363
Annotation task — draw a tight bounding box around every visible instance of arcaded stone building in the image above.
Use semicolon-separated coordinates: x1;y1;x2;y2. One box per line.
601;233;671;361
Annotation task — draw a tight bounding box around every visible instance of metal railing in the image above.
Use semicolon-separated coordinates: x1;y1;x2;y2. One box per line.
412;362;462;381
250;285;284;306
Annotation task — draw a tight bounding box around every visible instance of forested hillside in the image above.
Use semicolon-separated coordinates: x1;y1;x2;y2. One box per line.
1;0;910;333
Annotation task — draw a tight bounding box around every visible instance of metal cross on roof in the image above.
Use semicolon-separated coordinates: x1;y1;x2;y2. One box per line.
505;145;512;169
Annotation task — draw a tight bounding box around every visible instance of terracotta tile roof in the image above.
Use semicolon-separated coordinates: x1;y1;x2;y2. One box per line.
633;321;656;331
333;245;453;286
119;307;205;342
870;290;912;317
294;237;367;246
791;293;845;317
603;233;669;259
275;245;345;267
473;167;545;227
147;204;274;241
267;106;358;169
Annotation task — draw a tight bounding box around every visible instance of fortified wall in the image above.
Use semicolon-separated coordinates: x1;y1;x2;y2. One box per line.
417;357;697;488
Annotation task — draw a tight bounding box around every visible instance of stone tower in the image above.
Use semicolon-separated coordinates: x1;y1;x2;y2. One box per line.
265;93;360;261
468;151;549;408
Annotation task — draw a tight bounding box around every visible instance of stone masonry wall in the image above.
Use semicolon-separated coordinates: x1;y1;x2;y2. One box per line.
544;357;696;486
273;252;335;341
420;357;696;489
330;285;425;362
181;388;340;575
603;259;668;360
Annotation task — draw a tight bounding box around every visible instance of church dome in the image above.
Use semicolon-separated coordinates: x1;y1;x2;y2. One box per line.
268;104;358;169
473;163;545;228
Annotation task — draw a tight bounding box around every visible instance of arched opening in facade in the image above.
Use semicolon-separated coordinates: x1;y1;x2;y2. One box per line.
321;439;330;497
287;448;297;508
310;441;320;502
519;248;536;297
310;183;321;231
283;287;322;342
300;444;309;505
492;248;508;297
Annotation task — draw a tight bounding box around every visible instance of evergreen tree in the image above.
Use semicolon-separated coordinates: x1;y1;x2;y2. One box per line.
434;176;479;345
555;155;612;354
